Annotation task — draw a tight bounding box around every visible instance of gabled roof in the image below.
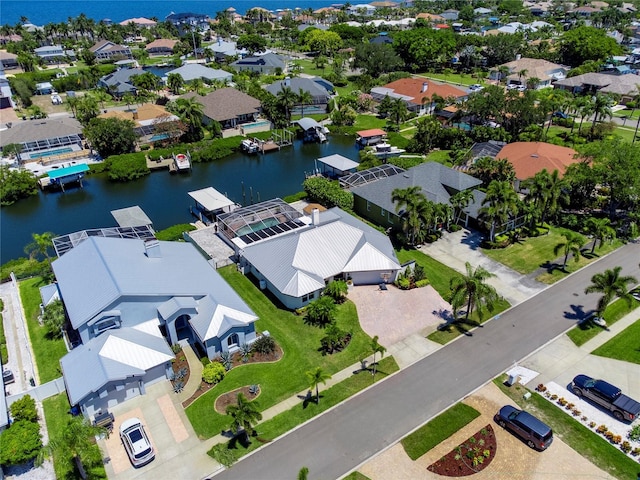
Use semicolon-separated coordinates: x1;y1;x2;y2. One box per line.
90;40;130;54
165;64;232;82
351;161;482;215
181;88;260;122
99;67;144;89
356;128;387;138
497;142;579;180
120;17;157;26
52;237;256;330
145;38;178;51
231;52;286;69
190;296;258;342
265;77;333;100
372;78;467;105
241;208;400;297
60;324;173;405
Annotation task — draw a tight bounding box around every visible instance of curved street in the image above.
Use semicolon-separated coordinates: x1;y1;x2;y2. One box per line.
214;242;640;480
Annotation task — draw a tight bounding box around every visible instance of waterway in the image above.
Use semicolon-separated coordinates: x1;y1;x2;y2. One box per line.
1;135;360;264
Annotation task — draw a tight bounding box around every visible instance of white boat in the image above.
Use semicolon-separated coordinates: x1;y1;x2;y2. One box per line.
172;152;191;172
241;139;260;154
372;143;405;158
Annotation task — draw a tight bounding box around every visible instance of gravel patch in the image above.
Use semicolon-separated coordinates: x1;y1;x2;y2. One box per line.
4;460;55;480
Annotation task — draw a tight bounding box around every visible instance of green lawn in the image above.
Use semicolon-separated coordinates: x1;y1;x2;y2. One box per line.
208;356;399;463
186;266;376;439
416;72;482;87
43;394;107;479
592;317;640;363
344;472;372;480
353;114;387;131
495;377;639;480
20;277;68;383
425;150;452;165
0;299;7;364
567;297;640;346
394;248;459;299
401;403;480;460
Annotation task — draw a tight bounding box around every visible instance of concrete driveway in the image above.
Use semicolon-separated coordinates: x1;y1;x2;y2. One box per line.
348;284;452;347
359;382;614;480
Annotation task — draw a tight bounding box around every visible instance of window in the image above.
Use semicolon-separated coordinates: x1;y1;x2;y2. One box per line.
94;317;120;335
366;201;371;211
381;207;386;216
227;333;239;347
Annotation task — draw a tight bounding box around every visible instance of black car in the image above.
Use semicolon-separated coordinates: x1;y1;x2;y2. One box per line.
2;369;15;385
495;405;553;450
571;374;640;422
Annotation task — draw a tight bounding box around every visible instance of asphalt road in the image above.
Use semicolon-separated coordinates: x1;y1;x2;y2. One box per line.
215;242;640;480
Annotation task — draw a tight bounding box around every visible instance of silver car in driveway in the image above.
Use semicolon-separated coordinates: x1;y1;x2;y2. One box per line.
120;417;155;467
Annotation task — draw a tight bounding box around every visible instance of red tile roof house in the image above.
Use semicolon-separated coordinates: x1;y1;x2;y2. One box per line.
370;77;468;116
496;141;580;190
145;39;178;56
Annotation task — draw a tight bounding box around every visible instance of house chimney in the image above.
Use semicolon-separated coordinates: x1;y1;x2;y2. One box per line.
421;82;428;93
311;208;320;226
144;238;162;258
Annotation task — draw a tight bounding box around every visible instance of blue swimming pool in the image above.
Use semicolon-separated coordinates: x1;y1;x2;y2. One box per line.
30;147;73;158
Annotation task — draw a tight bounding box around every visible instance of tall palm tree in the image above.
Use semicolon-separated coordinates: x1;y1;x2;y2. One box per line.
173;97;204;142
584;266;637;319
479;180;520;241
576;96;595;135
523;169;568;226
585;217;616;254
24;232;56;262
590;92;613;137
167;73;184;95
392;186;427;245
226;392;262;438
389;97;408;129
553;231;586;270
306;367;332;404
370;335;386;378
450;189;475;225
277;85;297;121
297;88;313;118
449;262;499;321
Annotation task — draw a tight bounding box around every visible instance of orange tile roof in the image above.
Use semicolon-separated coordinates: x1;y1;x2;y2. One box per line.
145;39;178;50
381;78;468;103
416;13;444;21
497;142;580;180
99;104;175;127
356;128;387;138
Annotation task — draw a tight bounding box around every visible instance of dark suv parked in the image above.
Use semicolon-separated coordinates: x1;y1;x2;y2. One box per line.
495;405;553;450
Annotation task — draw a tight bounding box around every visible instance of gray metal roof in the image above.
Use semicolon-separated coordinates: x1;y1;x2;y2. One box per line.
188;187;236;212
293;117;322;131
60;325;173;405
317;154;359;172
241;208;400;297
165;64;232;82
111;206;153;227
52;237;256;330
351;161;482;214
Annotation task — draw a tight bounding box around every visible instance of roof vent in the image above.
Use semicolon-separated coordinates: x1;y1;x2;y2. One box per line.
531;154;539;158
144;238;161;258
403;173;410;178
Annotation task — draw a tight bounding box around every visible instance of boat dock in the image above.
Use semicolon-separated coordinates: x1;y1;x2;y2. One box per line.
146;155;173;170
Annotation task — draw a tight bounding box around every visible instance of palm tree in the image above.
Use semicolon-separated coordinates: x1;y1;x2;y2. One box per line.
553;231;586;270
450;189;475;226
306;367;332;403
298;467;309;480
584;266;637;319
297;88;313;118
389;97;408;129
478;180;520;241
173;97;204;142
590;92;613;137
304;296;336;327
576;96;595;135
523;169;568;226
585;217;616;254
167;73;184;95
449;262;499;321
38;416;106;476
277;85;297;121
392;186;427;245
24;232;56;262
370;335;386;378
226;392;262;439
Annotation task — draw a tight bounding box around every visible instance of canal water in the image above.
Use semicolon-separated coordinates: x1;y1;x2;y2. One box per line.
1;135;360;264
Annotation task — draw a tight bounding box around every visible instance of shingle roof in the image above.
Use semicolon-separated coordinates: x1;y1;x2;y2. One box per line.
181;88;260;122
231;52;286;69
265;77;332;101
241;208;400;297
0;117;82;147
351;161;482;214
497;142;579;180
145;38;178;51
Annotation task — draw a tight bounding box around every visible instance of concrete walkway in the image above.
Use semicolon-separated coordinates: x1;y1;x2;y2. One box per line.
177;341;204;404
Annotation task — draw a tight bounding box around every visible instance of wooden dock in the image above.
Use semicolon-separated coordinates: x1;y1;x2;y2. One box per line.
146;155;173;171
260;140;281;153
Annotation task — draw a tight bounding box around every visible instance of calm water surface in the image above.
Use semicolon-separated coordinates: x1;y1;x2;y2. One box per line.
1;136;359;263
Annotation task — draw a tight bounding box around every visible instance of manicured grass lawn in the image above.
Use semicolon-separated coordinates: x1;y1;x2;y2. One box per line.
353;114;387;131
567;297;640;347
186;266;376;439
208;356;399;463
416;72;482;87
495;376;639;480
425;149;452;165
0;299;7;364
401;403;480;460
20;277;68;383
394;248;459;299
592;317;640;363
43;394;107;479
344;472;371;480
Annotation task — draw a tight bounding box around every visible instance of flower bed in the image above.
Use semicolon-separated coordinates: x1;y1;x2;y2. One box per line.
426;425;497;477
214;385;261;414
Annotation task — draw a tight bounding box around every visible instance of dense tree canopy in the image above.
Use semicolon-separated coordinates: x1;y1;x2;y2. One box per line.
559;26;623;67
84;117;137;158
0;165;38;205
237;34;268;55
353;43;403;78
393;28;457;71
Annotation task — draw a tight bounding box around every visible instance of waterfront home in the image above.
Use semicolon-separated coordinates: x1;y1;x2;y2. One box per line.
180;88;261;130
371;78;468;115
238;207;400;309
0;117;82;160
265;77;334;114
98;103;180;138
493;57;569;89
164;64;232;84
97;67;144;97
90;40;133;61
231;52;287;75
53;236;258;418
34;45;75;64
350;161;485;229
145;39;178;56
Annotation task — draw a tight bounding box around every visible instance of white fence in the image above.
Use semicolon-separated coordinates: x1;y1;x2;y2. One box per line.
7;377;66;406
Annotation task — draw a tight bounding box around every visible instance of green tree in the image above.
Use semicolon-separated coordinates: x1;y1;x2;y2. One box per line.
84;117;137;158
523;169;568;225
10;395;38;423
306;30;342;56
75;96;99;126
171;97;204;142
559;26;623;67
24;231;56;262
226;392;262;438
0;166;38;205
449;262;500;321
304;296;337;327
584;266;637;319
0;420;42;465
42;299;66;339
553;231;586;270
2;143;23;159
370;335;386;378
478;180;520;241
298;467;309;480
353;43;403;78
450;189;475;225
392;186;428;245
584;217;616;254
324;280;348;303
277;85;297;121
590;93;614;137
305;366;332;404
167;73;184;95
296;88;313;118
389;98;408;130
38;416;105;477
236;33;268;55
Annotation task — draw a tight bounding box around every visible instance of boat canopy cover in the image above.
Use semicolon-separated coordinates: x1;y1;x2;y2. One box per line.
188;187;235;212
293;117;322;131
47;163;89;180
317;154;359;172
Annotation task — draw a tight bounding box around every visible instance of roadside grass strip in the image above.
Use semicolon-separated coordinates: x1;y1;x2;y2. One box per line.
495;376;640;480
400;403;480;461
566;298;640;347
591;317;640;364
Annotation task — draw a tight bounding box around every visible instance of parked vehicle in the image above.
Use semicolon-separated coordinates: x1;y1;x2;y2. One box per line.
2;369;15;385
120;417;155;467
495;405;553;450
571;374;640;422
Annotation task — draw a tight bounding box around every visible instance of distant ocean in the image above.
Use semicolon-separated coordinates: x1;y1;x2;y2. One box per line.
1;0;338;26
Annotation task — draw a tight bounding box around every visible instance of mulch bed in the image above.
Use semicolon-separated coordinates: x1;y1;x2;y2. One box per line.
427;424;497;477
214;385;261;414
171;349;190;385
180;343;283;409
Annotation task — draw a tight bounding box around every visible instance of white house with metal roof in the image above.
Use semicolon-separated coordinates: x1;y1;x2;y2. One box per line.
53;236;257;416
239;208;401;309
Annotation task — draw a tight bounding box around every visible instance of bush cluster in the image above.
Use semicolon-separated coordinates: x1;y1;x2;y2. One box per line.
202;362;226;384
303;177;354;210
0;395;42;465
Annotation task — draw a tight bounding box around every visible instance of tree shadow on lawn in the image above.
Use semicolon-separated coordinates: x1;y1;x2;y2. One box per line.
540;260;566;274
297;391;324;409
436;317;483;337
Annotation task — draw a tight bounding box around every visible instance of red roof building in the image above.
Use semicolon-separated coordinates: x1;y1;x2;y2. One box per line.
371;77;468;115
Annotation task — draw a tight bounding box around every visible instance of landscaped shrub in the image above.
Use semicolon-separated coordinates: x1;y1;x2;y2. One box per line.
202;362;226;384
155;223;196;241
628;424;640;441
104;152;150;181
319;322;350;355
10;395;38;423
596;424;608;434
303;177;354;210
251;335;276;355
620;441;632;453
0;420;42;465
200;357;211;367
323;280;348;303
